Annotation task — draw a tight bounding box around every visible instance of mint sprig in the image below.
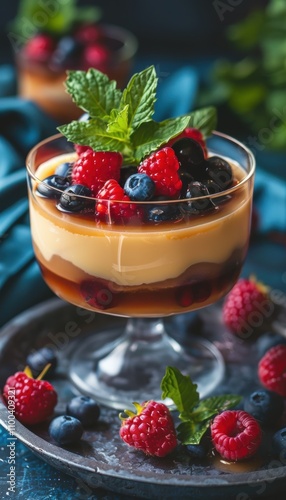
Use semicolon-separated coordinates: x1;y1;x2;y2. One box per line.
59;66;217;165
161;366;241;445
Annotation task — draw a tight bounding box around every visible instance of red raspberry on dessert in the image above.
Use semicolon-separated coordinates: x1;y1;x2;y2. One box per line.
222;277;273;339
2;367;57;425
138;147;182;198
72;150;123;196
211;410;262;461
166;127;208;158
119;400;177;457
258;344;286;397
96;179;139;222
24;33;55;62
74;144;93;156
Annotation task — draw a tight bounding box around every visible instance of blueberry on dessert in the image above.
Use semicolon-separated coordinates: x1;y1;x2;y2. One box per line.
37;175;71;199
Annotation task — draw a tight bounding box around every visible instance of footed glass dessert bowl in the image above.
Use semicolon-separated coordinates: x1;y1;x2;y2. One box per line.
25;66;255;409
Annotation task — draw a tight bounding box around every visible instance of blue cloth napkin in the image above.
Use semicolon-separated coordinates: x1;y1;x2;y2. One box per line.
0;63;285;327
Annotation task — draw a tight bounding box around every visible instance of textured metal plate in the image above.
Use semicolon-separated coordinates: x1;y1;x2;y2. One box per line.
0;298;286;499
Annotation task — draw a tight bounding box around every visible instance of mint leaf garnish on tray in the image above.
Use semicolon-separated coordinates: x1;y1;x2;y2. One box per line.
161;366;241;445
59;65;217;165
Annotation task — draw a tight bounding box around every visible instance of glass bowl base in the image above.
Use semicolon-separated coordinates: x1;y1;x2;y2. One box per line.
69;319;225;410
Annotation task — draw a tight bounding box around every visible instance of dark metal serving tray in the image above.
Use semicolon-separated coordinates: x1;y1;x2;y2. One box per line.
0;298;286;499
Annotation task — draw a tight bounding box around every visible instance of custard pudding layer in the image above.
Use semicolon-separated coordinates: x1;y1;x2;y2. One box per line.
29;153;253;288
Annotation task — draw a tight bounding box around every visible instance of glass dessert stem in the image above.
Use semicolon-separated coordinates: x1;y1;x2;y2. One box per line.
69;316;225;410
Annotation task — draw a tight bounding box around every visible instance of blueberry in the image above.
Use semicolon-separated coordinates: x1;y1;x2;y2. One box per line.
147;203;183;223
51;36;82;68
185;443;209;460
205;156;233;190
55;162;73;178
179;170;194;198
49;415;83;445
26;347;58;378
184;181;216;214
37;175;71;199
58;184;93;212
66;396;100;426
243;390;284;426
124;173;155;201
172;137;205;169
272;427;286;461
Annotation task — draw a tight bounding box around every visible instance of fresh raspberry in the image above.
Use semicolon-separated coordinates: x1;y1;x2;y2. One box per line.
2;368;57;425
138;147;182;198
24;34;55;61
95;179;139;223
258;344;286;397
222;277;273;340
166;127;208;158
119;401;177;457
82;43;110;72
211;410;261;461
74;144;93;156
74;23;104;44
72;150;122;196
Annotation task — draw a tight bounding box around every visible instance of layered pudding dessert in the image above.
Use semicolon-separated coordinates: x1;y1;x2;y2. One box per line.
26;66;255;317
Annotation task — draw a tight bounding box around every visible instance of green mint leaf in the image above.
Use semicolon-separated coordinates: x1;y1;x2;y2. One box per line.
65;69;122;118
177;420;211;446
59;67;217;163
187;106;217;138
198;394;242;413
132;116;190;163
119;66;158;130
59;119;131;157
161;366;199;416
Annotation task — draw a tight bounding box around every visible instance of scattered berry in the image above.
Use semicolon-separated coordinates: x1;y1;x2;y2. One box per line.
204;156;233;190
49;415;83;445
147;203;183;223
50;36;82;69
95;179;139;223
258;344;286;397
37;175;71;199
185;443;208;459
184;181;216;214
67;396;100;426
138;147;182;198
119;401;177;457
26;347;58;378
222;277;273;339
2;368;57;425
72;150;122;196
59;184;93;212
82;43;110;72
124;173;156;201
55;162;73;178
167;127;208;157
272;427;286;461
172;137;205;177
24;33;55;61
211;410;261;461
243;389;284;427
74;144;93;155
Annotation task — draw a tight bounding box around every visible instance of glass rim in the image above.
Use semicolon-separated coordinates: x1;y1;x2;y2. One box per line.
26;131;256;204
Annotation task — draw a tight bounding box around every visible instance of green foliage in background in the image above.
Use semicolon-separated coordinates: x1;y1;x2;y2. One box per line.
200;0;286;151
10;0;101;39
